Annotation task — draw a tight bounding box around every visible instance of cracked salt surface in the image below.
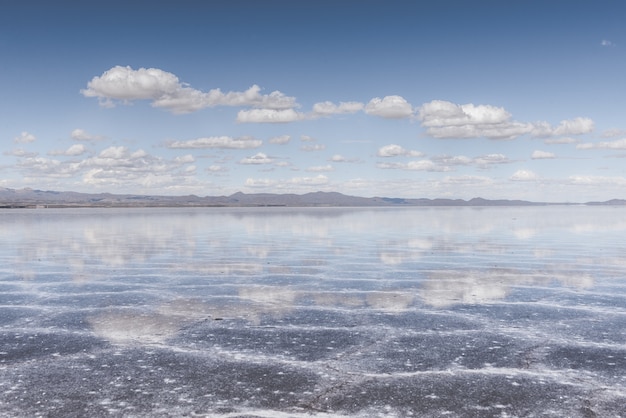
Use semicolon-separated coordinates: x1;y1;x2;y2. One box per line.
1;206;625;417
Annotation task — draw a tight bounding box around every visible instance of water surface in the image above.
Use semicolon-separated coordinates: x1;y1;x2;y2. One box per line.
1;206;625;417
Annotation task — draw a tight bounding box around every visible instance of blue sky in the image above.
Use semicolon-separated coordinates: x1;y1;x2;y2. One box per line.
1;0;625;201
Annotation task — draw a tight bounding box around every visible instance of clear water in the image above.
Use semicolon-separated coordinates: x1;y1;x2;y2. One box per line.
1;206;625;416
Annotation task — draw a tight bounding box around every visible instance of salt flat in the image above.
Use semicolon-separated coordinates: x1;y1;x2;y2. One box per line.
1;207;625;417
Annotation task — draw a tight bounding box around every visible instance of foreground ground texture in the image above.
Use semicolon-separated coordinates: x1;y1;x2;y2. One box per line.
1;207;625;417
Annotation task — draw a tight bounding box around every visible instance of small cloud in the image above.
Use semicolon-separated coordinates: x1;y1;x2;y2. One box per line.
531;150;556;159
167;136;262;149
306;165;333;172
300;144;326;152
173;154;195;164
544;137;579;144
312;100;364;117
577;138;626;150
365;95;413;119
236;108;304;123
239;152;273;165
4;148;38;157
510;169;539;181
245;177;277;188
207;164;228;173
14;131;36;143
289;175;329;186
300;135;316;142
602;128;626;138
377;144;423;158
601;39;614;47
48;144;88;156
268;135;291;145
71;128;105;141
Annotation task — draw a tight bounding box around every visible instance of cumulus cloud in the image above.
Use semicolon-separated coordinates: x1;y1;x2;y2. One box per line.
474;153;512;167
300;144;326;152
365;95;413;119
510;169;539;181
377;144;423;158
236;108;304;123
48;144;88;156
312;101;364;117
14;131;36;143
268;135;291;145
576;138;626;150
245;178;277;188
532;117;594;137
431;155;473;166
378;159;451;172
306;165;333;172
289;175;329;185
71;128;105;141
418;100;531;139
544;137;579;144
531;150;555;159
4;148;38;157
602;128;626;138
167;136;262;149
239;152;273;165
418;100;594;140
207;165;228;173
601;39;614;46
81;66;297;114
330;155;345;162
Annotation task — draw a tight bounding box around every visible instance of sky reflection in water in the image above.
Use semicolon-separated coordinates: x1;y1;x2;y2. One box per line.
1;206;624;344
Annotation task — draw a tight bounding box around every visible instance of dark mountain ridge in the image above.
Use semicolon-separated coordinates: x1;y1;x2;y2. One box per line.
0;187;622;208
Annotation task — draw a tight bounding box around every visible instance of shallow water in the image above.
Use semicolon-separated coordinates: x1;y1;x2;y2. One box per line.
0;206;625;417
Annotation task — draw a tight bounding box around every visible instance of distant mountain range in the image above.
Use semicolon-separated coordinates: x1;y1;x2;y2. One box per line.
0;187;624;208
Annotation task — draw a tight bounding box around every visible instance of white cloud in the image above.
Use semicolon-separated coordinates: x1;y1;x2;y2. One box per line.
300;135;316;142
418;100;532;140
174;154;195;164
207;164;228;172
81;66;297;114
418;101;594;140
531;117;594;137
378;159;451;172
474;153;511;167
245;178;277;188
576;138;626;150
306;165;334;172
330;154;346;162
544;137;579;144
71;129;104;141
300;144;326;152
568;175;626;186
268;135;291;144
236;108;304;123
167;136;262;149
377;144;423;157
432;155;473;166
239;152;273;165
510;169;539;181
14;131;36;143
312;101;364;116
531;150;555;159
602;128;626;138
365;95;413;119
48;144;87;156
289;175;329;185
4;148;38;157
601;39;613;46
